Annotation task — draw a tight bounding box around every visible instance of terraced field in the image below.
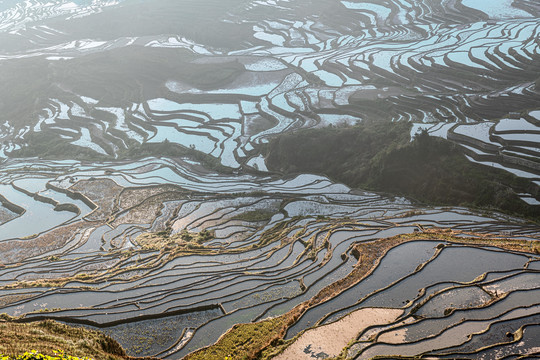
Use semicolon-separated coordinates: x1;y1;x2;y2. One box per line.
0;0;539;359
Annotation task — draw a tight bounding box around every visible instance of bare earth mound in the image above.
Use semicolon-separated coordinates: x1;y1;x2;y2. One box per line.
274;307;403;360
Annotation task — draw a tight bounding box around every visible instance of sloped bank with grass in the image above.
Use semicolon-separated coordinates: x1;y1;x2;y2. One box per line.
0;318;126;360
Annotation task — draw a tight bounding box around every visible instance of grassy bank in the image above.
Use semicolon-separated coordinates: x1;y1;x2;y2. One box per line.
264;121;539;220
0;318;126;360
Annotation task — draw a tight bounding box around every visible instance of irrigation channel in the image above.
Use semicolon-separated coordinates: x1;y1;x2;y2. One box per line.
0;0;539;359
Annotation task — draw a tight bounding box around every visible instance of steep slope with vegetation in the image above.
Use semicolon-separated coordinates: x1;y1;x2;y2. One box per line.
265;121;539;220
0;318;127;360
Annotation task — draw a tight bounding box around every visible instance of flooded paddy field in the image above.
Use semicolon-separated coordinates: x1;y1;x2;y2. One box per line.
0;158;538;358
0;0;539;359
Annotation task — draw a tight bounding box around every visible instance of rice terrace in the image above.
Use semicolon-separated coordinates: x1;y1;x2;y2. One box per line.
0;0;539;359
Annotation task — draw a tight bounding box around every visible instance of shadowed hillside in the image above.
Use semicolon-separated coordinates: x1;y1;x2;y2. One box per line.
266;122;539;220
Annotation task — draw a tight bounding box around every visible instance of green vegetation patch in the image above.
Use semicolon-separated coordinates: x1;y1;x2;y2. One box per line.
232;210;275;222
265;121;539;220
136;228;215;251
184;317;286;360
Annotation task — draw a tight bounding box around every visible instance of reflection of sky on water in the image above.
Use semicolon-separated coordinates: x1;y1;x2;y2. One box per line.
0;184;76;240
0;0;123;32
461;0;533;19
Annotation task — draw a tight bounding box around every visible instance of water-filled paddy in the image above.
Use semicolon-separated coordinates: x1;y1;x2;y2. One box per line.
0;0;539;358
